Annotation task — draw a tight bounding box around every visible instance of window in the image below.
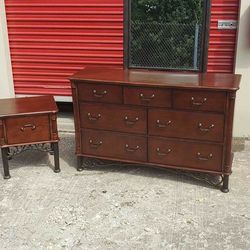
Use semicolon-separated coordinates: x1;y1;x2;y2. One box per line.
125;0;209;71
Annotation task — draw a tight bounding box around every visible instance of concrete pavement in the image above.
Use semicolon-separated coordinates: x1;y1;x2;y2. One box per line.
0;125;249;249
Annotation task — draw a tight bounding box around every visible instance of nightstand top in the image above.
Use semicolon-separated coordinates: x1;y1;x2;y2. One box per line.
0;95;58;118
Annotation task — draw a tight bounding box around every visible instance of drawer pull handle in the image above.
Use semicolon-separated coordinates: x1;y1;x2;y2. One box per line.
139;93;155;102
197;152;213;161
93;89;107;98
198;123;214;132
156;148;172;156
87;113;101;121
191;97;207;106
20;124;36;132
89;139;103;148
124;116;139;125
156;120;172;128
125;144;140;152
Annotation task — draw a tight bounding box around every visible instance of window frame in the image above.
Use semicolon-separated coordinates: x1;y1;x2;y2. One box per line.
123;0;211;72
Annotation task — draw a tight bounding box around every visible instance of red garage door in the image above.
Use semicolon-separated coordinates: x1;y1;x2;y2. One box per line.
207;0;240;73
5;0;124;96
5;0;239;96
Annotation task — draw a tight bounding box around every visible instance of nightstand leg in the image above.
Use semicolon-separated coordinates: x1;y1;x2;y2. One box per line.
221;175;229;193
52;142;60;173
77;156;84;171
1;148;11;179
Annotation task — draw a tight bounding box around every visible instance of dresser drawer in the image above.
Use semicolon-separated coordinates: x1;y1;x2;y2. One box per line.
148;109;224;142
173;90;226;112
148;137;223;172
124;86;171;107
5;115;50;145
82;129;147;162
77;83;122;104
80;103;147;134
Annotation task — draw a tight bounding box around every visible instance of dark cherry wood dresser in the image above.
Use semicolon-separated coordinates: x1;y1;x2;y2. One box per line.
70;67;241;192
0;96;60;178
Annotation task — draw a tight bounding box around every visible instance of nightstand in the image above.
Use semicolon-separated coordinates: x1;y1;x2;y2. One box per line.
0;95;60;179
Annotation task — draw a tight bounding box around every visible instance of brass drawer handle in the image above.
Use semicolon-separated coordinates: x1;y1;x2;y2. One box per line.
125;144;140;152
197;152;213;161
93;89;107;98
139;93;155;102
156;120;172;128
191;97;207;106
87;113;101;121
156;147;172;156
198;123;214;132
124;116;139;126
20;124;36;132
89;139;103;148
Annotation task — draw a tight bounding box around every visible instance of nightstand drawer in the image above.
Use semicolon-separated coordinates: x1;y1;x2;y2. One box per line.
82;129;147;162
148;137;223;172
80;103;147;134
148;109;224;142
77;83;122;104
124;86;171;107
6;115;50;144
173;90;226;112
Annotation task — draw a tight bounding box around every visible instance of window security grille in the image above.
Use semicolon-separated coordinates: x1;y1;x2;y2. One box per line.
129;21;202;70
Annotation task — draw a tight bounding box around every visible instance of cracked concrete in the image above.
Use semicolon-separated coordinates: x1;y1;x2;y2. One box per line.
0;132;249;250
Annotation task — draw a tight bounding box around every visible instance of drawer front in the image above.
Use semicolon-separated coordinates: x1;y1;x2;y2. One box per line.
124;87;171;107
80;103;147;134
6;115;50;145
82;129;147;162
148;137;223;172
77;83;122;104
173;90;226;112
148;109;224;142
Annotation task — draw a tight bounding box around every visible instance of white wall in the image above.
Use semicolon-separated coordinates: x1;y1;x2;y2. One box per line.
0;0;14;99
234;0;250;138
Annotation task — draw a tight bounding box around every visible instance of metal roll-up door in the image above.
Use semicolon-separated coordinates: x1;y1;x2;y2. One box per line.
5;0;124;96
207;0;240;73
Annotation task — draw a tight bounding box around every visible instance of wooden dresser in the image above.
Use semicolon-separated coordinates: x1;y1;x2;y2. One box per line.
70;67;241;192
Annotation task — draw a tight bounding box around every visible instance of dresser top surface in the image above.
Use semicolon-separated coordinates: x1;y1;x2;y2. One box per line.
0;95;58;118
70;67;241;91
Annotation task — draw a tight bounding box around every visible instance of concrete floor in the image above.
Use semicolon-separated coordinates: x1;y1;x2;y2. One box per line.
0;131;249;250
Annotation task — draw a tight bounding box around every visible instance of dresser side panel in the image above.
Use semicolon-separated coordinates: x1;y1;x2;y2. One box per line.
223;91;237;174
71;81;82;155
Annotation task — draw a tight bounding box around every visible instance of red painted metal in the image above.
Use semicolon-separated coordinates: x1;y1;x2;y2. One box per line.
5;0;240;96
207;0;240;73
5;0;124;96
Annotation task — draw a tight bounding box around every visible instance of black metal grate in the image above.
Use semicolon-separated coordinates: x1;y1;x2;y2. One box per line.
129;21;202;70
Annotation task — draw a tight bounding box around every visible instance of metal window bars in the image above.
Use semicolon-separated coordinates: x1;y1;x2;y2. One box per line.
129;21;202;71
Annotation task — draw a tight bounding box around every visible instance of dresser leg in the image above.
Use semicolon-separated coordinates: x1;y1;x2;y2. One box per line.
1;148;11;179
77;156;84;171
221;175;229;193
52;142;60;173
